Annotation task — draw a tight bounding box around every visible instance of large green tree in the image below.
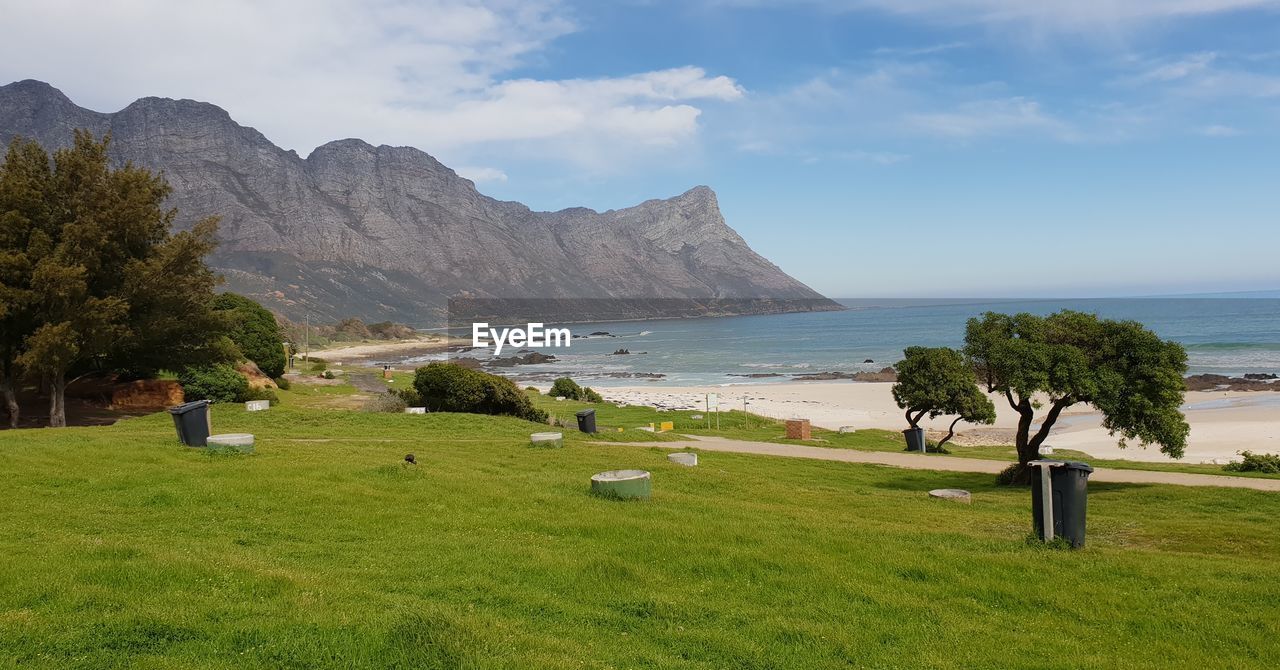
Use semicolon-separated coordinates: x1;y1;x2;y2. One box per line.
211;293;286;378
964;310;1189;482
891;346;996;448
0;138;56;427
3;131;226;427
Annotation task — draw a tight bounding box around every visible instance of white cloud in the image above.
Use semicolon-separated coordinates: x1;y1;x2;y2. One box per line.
0;0;742;171
904;97;1070;139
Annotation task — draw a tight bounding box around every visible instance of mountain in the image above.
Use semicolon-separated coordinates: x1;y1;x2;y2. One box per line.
0;80;841;325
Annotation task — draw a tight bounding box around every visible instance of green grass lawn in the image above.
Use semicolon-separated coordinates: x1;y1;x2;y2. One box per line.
2;392;1279;668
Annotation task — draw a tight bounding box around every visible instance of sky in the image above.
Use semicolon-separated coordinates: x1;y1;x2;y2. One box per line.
2;0;1279;298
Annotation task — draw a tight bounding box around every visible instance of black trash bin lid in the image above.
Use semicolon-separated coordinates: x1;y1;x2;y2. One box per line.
575;409;596;417
168;400;211;414
1061;461;1094;473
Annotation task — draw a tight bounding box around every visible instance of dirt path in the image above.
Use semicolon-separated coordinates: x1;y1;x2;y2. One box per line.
348;372;389;394
609;436;1280;491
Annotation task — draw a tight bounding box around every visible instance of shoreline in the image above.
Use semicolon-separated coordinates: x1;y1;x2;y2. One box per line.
593;381;1280;464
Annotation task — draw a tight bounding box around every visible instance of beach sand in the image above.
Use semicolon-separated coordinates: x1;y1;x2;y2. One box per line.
311;336;458;364
598;382;1280;464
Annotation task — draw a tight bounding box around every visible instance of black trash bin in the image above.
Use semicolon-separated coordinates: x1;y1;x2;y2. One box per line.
169;400;212;446
575;409;597;434
1030;460;1093;548
903;426;926;452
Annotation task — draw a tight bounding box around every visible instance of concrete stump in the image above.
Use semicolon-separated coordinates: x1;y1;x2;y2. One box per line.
245;399;270;412
530;432;563;448
668;452;698;466
405;407;427;414
207;433;255;454
838;426;857;434
928;488;971;503
591;469;651;500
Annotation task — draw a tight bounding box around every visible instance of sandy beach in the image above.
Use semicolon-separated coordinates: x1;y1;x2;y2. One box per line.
311;336;458;364
597;382;1280;464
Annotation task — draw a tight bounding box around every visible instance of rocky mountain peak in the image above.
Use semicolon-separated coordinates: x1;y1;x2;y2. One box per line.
0;80;841;323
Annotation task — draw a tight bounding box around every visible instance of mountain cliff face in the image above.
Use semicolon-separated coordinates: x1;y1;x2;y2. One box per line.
0;80;841;324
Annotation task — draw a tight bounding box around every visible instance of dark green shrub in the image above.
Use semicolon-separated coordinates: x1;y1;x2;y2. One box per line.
273;376;291;390
212;293;287;378
391;387;422;407
549;377;582;399
310;358;328;372
549;377;603;403
178;364;249;404
322;370;336;380
413;363;547;423
525;386;540;394
1224;451;1280;474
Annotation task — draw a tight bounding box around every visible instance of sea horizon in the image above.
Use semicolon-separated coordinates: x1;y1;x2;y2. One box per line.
411;296;1280;386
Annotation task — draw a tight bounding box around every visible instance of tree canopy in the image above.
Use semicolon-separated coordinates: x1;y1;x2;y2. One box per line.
0;132;227;427
891;346;996;447
212;293;286;378
964;310;1189;481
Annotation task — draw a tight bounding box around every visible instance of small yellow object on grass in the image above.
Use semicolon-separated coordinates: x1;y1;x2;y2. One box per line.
659;421;674;432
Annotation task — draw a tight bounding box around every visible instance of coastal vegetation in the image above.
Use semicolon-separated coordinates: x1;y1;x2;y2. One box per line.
413;362;547;423
892;346;996;450
0;133;227;427
964;311;1190;483
549;376;604;403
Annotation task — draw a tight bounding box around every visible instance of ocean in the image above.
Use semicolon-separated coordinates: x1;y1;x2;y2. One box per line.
408;298;1280;387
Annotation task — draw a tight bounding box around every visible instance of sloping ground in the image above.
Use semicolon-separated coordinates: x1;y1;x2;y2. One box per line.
618;435;1280;491
1;400;1278;668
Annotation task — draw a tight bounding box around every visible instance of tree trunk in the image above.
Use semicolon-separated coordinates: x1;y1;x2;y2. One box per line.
1003;394;1076;486
48;370;66;428
1;370;18;429
937;416;962;448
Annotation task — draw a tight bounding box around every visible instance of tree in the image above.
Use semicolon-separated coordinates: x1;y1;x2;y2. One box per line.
964;310;1189;483
6;131;226;427
211;293;286;378
891;346;996;449
0;137;54;427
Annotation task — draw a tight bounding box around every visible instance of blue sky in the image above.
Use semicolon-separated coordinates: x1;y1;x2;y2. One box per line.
3;0;1279;297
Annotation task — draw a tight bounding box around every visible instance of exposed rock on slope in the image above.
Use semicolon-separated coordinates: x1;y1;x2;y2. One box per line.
0;79;842;324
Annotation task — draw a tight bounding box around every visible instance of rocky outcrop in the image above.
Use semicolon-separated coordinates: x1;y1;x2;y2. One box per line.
1185;374;1278;392
0;79;843;325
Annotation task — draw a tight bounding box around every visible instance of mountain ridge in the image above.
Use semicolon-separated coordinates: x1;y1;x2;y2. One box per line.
0;79;841;325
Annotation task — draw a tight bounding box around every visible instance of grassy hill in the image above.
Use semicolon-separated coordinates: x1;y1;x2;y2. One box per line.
1;379;1278;668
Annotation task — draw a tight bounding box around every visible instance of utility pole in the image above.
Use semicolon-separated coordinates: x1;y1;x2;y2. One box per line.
304;314;310;362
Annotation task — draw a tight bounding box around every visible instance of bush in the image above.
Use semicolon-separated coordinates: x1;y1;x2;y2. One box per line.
242;386;279;406
413;363;547;423
549;377;604;403
391;387;422;407
322;370;336;380
273;376;291;390
525;386;540;394
1224;451;1280;474
363;392;408;413
310;359;328;372
212;293;287;378
549;377;582;399
178;364;249;404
